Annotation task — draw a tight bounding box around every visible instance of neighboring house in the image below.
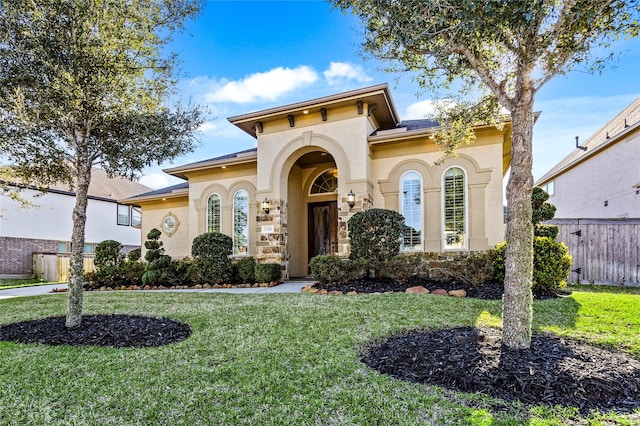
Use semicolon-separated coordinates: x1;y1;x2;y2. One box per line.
0;168;149;278
536;98;640;285
121;84;512;279
536;97;640;218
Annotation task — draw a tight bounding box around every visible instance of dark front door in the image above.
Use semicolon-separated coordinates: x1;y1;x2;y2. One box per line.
308;201;338;263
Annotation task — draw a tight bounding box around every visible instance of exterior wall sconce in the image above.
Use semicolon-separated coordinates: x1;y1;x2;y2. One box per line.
347;190;356;209
262;198;270;214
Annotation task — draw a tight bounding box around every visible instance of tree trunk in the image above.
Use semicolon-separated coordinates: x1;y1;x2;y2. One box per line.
66;145;92;328
502;91;535;350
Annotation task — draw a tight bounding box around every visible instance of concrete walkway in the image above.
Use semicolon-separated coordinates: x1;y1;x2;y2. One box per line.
0;281;313;299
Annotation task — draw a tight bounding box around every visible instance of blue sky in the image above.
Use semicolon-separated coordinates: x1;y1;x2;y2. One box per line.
140;0;640;189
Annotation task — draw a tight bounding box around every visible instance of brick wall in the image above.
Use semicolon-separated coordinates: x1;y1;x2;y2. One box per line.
0;237;57;276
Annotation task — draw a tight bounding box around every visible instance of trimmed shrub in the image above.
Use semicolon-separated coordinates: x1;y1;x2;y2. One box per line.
348;208;405;278
494;237;572;293
142;228;172;287
191;232;233;284
310;255;364;286
383;253;425;284
255;263;282;283
127;248;141;262
438;251;498;286
236;257;256;283
535;224;559;239
165;259;195;287
94;240;124;270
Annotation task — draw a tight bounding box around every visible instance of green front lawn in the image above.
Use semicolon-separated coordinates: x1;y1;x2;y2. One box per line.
1;288;639;425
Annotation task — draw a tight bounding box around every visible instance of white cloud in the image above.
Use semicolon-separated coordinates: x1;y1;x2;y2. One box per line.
405;100;436;119
205;66;318;103
198;121;218;133
323;62;373;85
139;173;169;190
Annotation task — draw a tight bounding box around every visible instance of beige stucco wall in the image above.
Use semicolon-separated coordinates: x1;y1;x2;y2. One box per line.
186;164;258;257
549;133;640;218
139;197;191;259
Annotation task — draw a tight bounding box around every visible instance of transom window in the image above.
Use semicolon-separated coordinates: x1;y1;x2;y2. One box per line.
443;167;467;250
401;171;422;251
233;190;249;255
310;169;338;194
207;193;221;233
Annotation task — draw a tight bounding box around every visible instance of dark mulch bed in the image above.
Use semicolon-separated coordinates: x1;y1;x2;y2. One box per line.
0;314;191;347
363;326;640;415
320;277;563;300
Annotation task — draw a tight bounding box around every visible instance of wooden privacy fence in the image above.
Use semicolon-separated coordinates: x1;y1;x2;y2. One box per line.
33;253;95;283
548;218;640;285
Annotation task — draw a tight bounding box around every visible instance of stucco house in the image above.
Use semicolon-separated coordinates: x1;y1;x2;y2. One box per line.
0;168;149;278
535;98;640;285
536;97;640;218
122;84;512;278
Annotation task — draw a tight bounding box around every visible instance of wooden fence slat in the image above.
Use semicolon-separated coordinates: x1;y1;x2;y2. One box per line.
549;219;640;285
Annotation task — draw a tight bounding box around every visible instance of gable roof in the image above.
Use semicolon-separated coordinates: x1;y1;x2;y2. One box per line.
4;167;150;202
537;97;640;185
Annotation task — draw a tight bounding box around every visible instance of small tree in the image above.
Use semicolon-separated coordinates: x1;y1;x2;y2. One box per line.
191;232;233;285
332;0;640;350
348;208;405;278
0;0;204;327
142;228;171;287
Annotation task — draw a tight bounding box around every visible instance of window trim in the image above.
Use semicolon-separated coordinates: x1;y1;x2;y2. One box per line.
442;166;468;251
309;168;339;196
117;204;131;226
206;193;222;233
399;170;423;251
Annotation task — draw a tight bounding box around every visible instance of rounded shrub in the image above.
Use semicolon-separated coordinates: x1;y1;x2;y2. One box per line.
94;240;124;270
382;253;425;285
494;237;572;294
191;232;233;285
255;263;282;284
310;255;364;286
127;247;141;262
348;208;405;278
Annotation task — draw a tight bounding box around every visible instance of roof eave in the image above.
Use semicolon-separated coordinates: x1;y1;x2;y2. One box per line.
163;153;258;179
119;189;189;205
536;119;640;185
228;83;401;138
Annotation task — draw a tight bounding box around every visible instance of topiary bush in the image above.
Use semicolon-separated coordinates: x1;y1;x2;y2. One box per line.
532;186;559;238
310;255;364;286
494;237;572;294
255;263;282;284
236;257;256;283
348;208;405;278
142;228;172;287
94;240;125;270
382;253;425;285
191;232;233;285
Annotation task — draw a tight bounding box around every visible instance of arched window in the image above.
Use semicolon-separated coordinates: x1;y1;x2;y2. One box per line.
443;167;467;250
400;171;422;251
310;168;338;194
207;193;221;233
233;190;249;255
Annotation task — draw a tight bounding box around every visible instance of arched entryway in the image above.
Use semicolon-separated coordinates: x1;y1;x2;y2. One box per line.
286;151;338;277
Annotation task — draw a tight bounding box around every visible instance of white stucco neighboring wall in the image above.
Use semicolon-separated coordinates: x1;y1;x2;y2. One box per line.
0;188;141;245
548;134;640;218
